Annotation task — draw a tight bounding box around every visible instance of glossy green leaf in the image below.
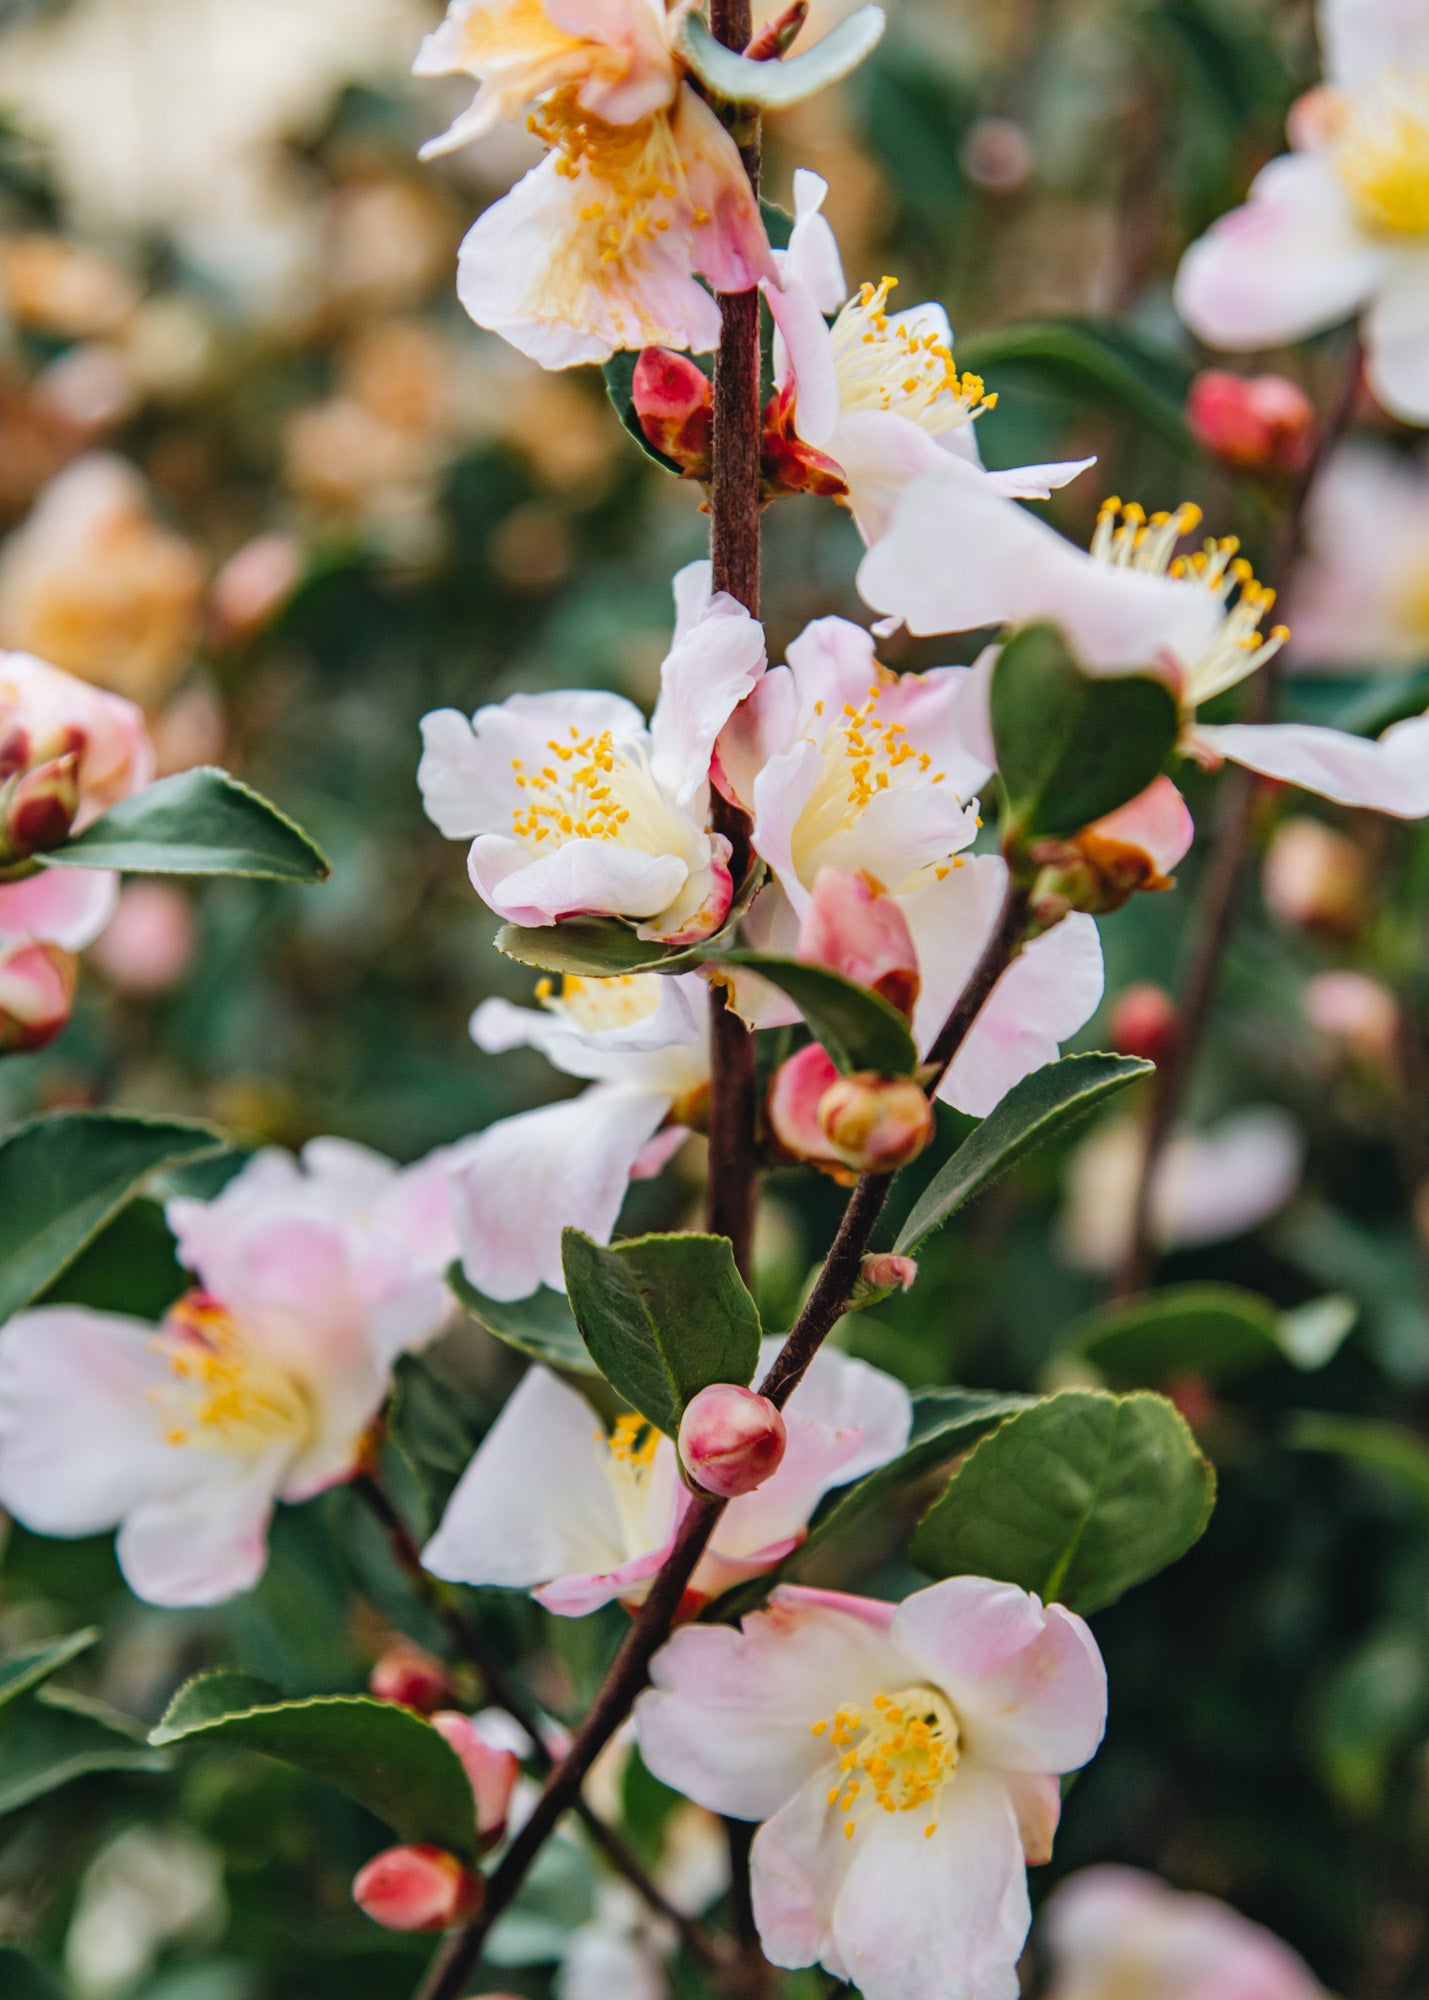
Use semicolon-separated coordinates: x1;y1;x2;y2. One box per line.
561;1229;762;1437
894;1054;1151;1256
676;5;885;107
1287;1412;1429;1510
958;319;1193;450
0;1686;168;1817
45;767;329;881
911;1389;1215;1614
991;623;1180;842
151;1672;479;1857
496;864;767;979
0;1110;226;1325
448;1261;596;1375
0;1629;98;1713
720;951;918;1075
1066;1284;1357;1387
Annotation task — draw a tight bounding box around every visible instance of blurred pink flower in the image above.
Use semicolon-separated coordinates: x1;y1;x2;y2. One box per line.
91;881;195;994
1287;444;1429;672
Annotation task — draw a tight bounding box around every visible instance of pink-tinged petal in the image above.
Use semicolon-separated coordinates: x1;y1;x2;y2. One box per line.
984;456;1098;500
797;867;920;1015
636;1586;904;1822
115;1451;285;1607
717;660;802;812
648;571;766;805
750;736;825;916
451;1084;673;1300
1088;775;1195;873
535;1536;675;1616
469;832;690;928
857;456;1221;669
1174;152;1384;350
677;88;777;294
767;1040;842;1167
893;1576;1108;1775
1364;253;1429;423
748;1766;857;1973
0;650;153;818
423;1367;625;1589
630;1123;687;1179
1195;714;1429;816
0;1306;184;1535
1003;1771;1061;1865
827;1770;1030;2000
0;866;117;949
1286;444;1429;673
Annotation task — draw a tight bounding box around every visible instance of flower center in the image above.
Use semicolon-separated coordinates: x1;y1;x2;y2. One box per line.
1090;498;1288;711
790;678;963;891
510;724;688;864
829;278;995;436
811;1685;961;1840
1334;73;1429;236
536;971;665;1034
149;1291;314;1459
457;0;588;73
530;94;693;267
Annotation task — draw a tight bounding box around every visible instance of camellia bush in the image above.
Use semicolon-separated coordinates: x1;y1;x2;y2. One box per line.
2;0;1429;1996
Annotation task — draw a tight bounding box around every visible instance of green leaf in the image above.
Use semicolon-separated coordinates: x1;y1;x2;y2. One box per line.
0;1110;226;1325
0;1948;67;1999
958;319;1193;451
150;1672;479;1857
45;768;329;881
561;1229;762;1437
0;1629;98;1712
447;1261;596;1375
0;1687;168;1818
1066;1284;1357;1388
894;1053;1151;1257
911;1389;1215;1615
720;952;918;1075
991;624;1180;842
1313;1623;1429;1816
496;863;767;979
675;5;885;107
1287;1412;1429;1511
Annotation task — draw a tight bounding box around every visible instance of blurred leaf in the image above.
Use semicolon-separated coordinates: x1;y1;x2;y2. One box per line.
721;951;918;1074
0;1110;224;1325
46;768;330;881
561;1228;762;1436
958;321;1193;448
676;5;885;106
992;624;1180;842
911;1390;1215;1614
1287;1413;1429;1510
1278;1295;1357;1369
0;1628;97;1711
1065;1283;1286;1387
448;1262;596;1375
41;1197;189;1320
151;1672;478;1857
0;1686;168;1817
894;1054;1152;1256
1314;1623;1429;1815
0;1949;67;1999
496;863;768;979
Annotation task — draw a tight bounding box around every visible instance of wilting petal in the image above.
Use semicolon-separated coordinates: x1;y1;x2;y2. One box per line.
1195;712;1429;816
677;88;777;295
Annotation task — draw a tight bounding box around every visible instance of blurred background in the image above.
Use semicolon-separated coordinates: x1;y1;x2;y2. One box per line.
2;0;1429;1994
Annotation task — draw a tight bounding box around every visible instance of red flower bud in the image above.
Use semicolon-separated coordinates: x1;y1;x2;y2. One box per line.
431;1712;521;1845
859;1252;918;1293
1187;370;1315;475
678;1382;788;1498
798;867;920;1019
352;1846;482;1932
632;349;713;479
368;1646;458;1716
4;751;80;857
1109;983;1180;1067
817;1072;935;1173
760;380;849;502
0;942;76;1053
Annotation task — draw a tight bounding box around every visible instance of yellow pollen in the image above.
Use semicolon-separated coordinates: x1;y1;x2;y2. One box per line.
529;92;689;267
808;1686;961;1841
1334;72;1429;235
539;971;664;1035
827;275;995;435
607;1410;660;1470
148;1292;313;1459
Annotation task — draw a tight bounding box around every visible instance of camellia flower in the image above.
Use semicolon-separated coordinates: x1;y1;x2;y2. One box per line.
421;1342;911;1616
635;1578;1107;2000
0;1140;457;1606
762;172;1094;541
414;0;773;367
858;462;1429;817
1172;0;1429;422
1285;443;1429;671
455;968;709;1300
1042;1866;1328;2000
419;561;765;946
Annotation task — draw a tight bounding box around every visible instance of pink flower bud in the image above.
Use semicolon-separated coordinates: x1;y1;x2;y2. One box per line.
211;532;301;639
678;1382;788;1497
0;941;76;1052
632;349;713;478
431;1712;521;1845
798;867;920;1018
1262;816;1368;939
90;881;195;994
959;116;1035;192
1110;983;1180;1067
1303;970;1400;1067
859;1252;918;1293
352;1845;482;1932
817;1072;935;1174
768;1040;842;1167
368;1646;458;1717
3;751;79;856
1187;370;1315;475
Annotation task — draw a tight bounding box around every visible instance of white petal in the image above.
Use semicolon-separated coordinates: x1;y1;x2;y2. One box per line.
786;169;846;313
830;409;951;546
469;834;690;927
1319;0;1429;88
1154;1107;1304;1251
765;274;842;446
115;1452;285;1607
1196;714;1429;816
418;708;492;840
649;585;766;805
748;1766;856;1973
422;1367;625;1587
1364;253;1429;423
985;455;1098;500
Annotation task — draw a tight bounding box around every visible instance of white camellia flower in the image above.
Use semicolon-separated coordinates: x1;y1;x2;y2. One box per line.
635;1578;1108;2000
419;562;765;946
415;0;774;366
858;460;1429;817
423;1342;911;1616
0;1142;457;1607
1286;442;1429;670
762;172;1095;543
1173;0;1429;423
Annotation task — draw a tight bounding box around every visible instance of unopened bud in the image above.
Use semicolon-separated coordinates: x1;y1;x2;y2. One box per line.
352;1845;482;1932
859;1252;918;1293
1262;816;1368;939
798;867;919;1018
632;348;713;478
1110;983;1179;1067
959;116;1035;193
1187;370;1315;475
369;1645;458;1716
3;752;79;857
1303;969;1400;1067
817;1072;934;1173
0;942;76;1053
678;1382;788;1498
761;380;849;502
432;1712;521;1844
745;0;808;58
